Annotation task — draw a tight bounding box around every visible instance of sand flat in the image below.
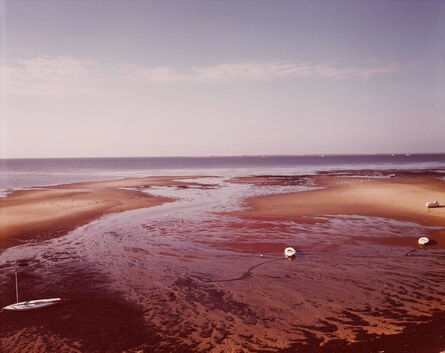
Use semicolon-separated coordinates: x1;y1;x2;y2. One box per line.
0;176;208;246
229;175;445;226
59;175;213;189
1;172;445;352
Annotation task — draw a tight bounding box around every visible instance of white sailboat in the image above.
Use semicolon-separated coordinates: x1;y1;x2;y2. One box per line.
1;272;62;312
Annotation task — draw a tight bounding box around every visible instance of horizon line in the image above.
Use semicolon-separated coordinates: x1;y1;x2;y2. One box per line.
1;152;445;161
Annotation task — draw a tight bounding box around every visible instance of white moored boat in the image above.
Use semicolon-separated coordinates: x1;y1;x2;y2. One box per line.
418;237;430;246
1;272;62;312
426;200;440;208
284;247;296;258
3;298;62;311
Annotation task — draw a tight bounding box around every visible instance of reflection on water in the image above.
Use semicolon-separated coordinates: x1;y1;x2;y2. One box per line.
0;177;444;352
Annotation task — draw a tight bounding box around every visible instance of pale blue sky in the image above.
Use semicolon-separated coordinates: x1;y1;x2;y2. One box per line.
1;0;444;158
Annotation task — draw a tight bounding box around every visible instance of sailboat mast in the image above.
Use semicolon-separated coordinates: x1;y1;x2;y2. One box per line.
15;272;19;303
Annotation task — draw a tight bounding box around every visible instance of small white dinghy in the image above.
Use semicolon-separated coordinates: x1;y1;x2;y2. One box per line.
284;247;296;259
1;272;62;312
426;200;440;208
418;237;430;246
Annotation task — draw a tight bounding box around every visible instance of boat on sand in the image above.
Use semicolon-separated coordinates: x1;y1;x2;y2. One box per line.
1;272;62;312
3;298;62;311
418;237;430;246
426;200;440;208
284;247;296;258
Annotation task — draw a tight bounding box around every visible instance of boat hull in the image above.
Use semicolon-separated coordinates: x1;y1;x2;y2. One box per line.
284;247;296;258
2;298;61;311
418;237;430;246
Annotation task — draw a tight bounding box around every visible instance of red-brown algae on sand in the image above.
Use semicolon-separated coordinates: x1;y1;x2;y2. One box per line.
0;171;444;352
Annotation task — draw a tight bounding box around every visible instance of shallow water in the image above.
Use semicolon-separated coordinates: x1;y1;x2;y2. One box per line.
0;176;444;352
1;154;445;191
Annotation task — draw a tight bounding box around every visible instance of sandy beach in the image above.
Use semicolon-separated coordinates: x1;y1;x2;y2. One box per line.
4;0;445;350
230;174;445;224
229;173;445;246
0;176;209;249
0;170;444;353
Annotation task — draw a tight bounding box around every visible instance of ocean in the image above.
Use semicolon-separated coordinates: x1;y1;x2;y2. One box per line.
0;153;444;190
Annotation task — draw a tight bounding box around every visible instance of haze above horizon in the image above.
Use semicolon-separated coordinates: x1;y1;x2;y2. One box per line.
1;0;444;158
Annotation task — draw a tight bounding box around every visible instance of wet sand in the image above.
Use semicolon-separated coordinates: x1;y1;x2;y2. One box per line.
1;171;444;352
0;176;208;249
229;173;445;246
230;174;445;224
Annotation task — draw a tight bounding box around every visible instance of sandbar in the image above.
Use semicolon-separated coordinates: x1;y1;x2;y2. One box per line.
228;173;445;245
0;176;208;249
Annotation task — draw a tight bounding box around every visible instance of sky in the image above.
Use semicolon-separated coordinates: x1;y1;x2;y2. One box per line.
0;0;444;158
